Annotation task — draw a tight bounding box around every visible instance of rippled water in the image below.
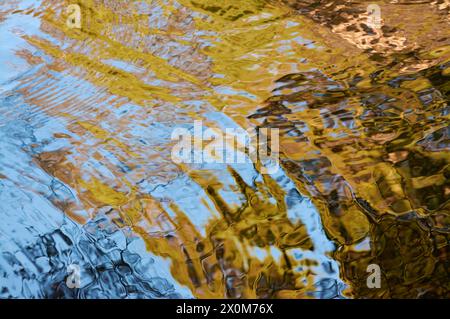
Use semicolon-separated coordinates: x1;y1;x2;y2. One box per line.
0;0;449;299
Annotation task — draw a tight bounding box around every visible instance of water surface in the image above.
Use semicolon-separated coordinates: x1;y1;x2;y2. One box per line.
0;0;449;298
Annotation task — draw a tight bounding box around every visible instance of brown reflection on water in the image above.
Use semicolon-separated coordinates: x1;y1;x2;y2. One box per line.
5;0;449;297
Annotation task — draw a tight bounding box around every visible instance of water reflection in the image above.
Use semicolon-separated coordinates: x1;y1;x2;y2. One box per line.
0;0;448;298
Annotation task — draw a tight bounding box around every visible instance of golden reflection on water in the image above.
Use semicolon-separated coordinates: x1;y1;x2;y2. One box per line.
1;0;449;298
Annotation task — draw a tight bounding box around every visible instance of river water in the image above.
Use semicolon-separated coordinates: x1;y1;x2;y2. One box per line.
0;0;448;298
